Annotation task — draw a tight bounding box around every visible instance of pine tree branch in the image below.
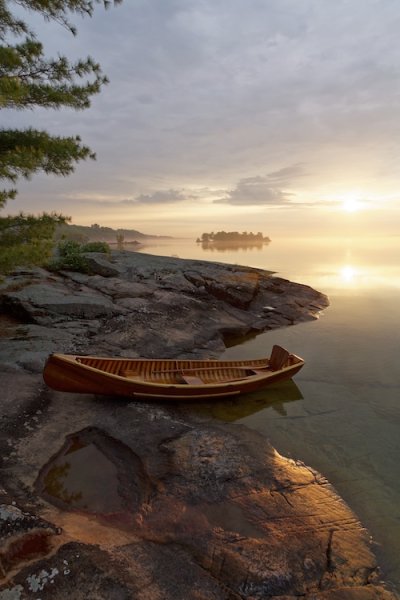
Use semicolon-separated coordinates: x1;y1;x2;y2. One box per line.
0;128;96;179
0;0;122;207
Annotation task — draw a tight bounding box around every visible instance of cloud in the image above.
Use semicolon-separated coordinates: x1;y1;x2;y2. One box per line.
135;189;189;204
58;189;191;207
214;164;307;206
214;178;290;206
266;163;308;186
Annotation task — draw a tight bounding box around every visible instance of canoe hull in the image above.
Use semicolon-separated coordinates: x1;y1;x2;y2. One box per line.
43;350;304;400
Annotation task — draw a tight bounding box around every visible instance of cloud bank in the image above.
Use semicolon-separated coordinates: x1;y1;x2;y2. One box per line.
6;0;400;231
214;164;306;206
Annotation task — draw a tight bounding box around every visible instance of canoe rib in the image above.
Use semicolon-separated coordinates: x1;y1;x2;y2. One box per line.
43;345;304;400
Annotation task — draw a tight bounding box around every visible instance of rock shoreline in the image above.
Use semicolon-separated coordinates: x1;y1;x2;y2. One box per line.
0;250;328;371
0;250;397;599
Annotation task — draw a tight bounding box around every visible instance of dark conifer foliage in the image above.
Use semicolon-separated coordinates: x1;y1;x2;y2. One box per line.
0;0;121;272
0;0;122;206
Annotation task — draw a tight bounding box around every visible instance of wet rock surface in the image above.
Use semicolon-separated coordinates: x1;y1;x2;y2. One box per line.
0;400;397;599
0;251;397;598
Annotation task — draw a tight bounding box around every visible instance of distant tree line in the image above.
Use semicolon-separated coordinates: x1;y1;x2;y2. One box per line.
197;231;271;243
55;223;148;243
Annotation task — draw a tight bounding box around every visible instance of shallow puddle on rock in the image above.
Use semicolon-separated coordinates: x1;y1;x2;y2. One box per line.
2;531;55;574
42;441;122;513
36;427;150;522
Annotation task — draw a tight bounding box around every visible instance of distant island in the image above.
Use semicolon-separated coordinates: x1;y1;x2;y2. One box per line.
55;223;171;245
196;231;271;244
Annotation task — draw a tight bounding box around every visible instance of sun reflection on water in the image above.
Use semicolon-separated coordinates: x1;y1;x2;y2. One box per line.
315;259;400;294
313;263;364;293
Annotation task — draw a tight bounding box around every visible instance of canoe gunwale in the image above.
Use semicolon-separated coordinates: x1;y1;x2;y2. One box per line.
50;353;302;389
43;349;305;399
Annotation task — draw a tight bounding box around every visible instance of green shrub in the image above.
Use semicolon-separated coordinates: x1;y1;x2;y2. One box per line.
48;253;90;273
48;239;110;273
58;239;82;257
0;239;55;274
0;213;68;275
81;241;110;254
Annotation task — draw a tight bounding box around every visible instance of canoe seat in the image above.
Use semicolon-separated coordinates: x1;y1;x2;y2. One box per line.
269;345;290;371
181;373;204;385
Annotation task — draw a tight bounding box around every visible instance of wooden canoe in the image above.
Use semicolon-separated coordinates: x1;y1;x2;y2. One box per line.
43;345;304;400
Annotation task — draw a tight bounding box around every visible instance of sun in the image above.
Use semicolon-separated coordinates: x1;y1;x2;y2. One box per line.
340;265;357;282
341;194;363;213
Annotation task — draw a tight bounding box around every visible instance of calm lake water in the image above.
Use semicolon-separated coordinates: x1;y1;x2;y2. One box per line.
137;236;400;592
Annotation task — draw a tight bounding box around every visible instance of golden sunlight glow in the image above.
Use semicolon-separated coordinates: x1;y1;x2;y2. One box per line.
340;265;357;282
341;194;363;212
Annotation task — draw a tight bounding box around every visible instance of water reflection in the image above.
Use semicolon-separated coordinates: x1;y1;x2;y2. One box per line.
200;240;269;253
181;379;303;422
36;427;151;523
41;442;121;512
136;235;400;591
137;235;400;294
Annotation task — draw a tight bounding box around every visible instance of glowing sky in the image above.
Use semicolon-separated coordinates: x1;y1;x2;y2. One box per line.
5;0;400;236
